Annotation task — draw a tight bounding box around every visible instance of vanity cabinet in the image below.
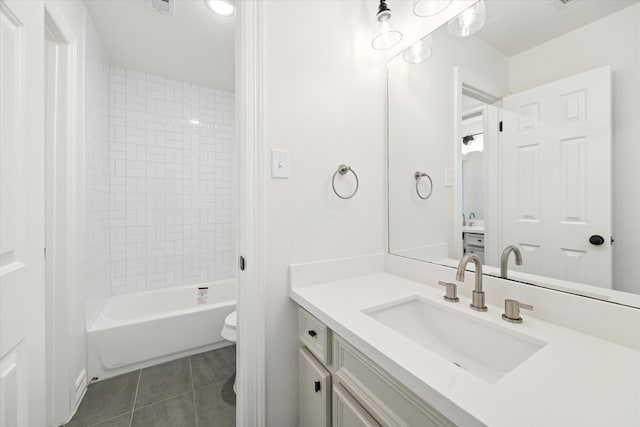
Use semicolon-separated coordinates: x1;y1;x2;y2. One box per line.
463;232;485;263
333;384;381;427
300;347;331;427
297;307;454;427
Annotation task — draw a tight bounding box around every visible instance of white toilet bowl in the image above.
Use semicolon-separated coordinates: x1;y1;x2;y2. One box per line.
221;310;236;342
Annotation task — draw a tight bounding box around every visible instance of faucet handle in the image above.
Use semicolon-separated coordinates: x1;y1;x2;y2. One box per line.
502;299;533;324
438;281;459;302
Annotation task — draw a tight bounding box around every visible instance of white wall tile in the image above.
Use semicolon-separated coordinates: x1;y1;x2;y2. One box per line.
109;68;235;294
85;29;111;327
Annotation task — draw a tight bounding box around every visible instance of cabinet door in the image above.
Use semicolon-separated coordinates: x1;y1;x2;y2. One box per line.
299;347;331;427
333;384;381;427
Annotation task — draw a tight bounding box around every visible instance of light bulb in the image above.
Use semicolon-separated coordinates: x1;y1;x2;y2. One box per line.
403;35;433;64
372;1;402;50
448;0;486;38
206;0;234;16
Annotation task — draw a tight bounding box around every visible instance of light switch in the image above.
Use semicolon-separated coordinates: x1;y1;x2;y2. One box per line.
271;149;290;178
444;168;454;187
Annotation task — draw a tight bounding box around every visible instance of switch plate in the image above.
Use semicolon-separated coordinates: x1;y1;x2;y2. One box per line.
271;149;290;178
444;168;454;187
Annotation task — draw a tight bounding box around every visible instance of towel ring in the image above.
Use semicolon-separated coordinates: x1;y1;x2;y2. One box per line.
332;164;359;199
414;171;433;200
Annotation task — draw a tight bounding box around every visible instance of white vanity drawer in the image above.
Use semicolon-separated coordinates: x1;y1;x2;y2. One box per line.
463;232;484;248
333;334;455;427
299;308;331;365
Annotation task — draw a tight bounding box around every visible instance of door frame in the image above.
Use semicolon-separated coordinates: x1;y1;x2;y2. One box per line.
235;1;266;426
43;2;86;424
453;67;502;262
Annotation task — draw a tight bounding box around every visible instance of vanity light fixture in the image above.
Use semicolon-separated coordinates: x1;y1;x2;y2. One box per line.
372;0;403;50
448;0;486;38
403;35;433;64
413;0;452;17
205;0;235;16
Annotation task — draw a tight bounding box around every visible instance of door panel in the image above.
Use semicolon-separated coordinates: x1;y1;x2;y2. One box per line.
299;347;331;427
501;66;612;288
333;384;380;427
0;1;45;426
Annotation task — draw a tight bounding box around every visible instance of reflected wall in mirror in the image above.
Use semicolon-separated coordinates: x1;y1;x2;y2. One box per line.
388;0;640;308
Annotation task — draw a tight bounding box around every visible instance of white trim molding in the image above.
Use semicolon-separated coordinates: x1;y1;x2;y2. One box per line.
236;1;266;426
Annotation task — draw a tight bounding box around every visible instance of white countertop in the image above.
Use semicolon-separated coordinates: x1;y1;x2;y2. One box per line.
290;273;640;427
462;225;485;234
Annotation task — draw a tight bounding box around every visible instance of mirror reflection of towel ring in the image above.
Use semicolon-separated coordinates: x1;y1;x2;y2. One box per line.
414;171;433;200
332;164;359;199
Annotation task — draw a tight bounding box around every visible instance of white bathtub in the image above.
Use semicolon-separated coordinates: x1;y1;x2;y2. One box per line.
88;280;236;381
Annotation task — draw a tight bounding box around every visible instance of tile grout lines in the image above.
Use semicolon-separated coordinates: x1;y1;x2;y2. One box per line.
128;370;142;427
189;356;199;427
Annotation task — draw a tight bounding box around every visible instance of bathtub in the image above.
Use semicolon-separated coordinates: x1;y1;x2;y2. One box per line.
88;280;236;381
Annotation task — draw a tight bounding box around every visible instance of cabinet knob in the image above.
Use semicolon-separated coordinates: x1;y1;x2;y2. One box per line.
314;380;321;393
307;330;317;338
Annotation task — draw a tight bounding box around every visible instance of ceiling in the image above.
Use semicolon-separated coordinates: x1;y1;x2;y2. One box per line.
84;0;235;91
476;0;639;56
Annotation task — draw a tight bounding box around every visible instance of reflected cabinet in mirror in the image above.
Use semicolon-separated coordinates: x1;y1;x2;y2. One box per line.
388;0;640;308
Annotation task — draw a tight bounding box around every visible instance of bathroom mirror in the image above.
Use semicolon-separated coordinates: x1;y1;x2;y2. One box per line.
388;0;640;308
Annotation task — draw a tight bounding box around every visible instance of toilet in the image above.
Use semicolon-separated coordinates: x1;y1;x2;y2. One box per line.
221;310;237;392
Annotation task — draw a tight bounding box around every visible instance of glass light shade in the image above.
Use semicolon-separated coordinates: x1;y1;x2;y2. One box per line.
413;0;452;17
372;11;403;50
448;0;486;38
403;36;433;64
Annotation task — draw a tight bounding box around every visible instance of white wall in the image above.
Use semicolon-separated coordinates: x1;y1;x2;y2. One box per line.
85;11;111;327
259;2;483;424
262;2;385;425
109;68;236;295
388;31;508;259
508;3;640;294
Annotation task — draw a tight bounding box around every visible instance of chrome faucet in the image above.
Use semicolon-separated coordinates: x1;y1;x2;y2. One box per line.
456;253;487;312
500;245;523;279
468;212;476;226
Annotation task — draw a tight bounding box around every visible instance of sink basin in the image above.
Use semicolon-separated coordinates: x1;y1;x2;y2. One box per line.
364;296;547;383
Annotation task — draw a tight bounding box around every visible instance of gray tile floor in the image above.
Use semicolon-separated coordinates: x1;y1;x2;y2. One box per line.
65;346;236;427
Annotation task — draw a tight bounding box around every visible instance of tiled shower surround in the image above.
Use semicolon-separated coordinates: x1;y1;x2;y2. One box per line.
109;67;235;295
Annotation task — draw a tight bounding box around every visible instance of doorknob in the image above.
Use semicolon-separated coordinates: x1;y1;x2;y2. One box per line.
589;235;605;246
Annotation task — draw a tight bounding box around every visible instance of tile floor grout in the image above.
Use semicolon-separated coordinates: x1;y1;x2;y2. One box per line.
65;346;236;427
189;357;199;427
86;411;132;427
128;369;142;427
133;390;193;412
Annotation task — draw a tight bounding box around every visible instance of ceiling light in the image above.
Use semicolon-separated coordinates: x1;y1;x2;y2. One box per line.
403;35;433;64
413;0;452;17
372;0;402;50
448;0;486;38
205;0;235;16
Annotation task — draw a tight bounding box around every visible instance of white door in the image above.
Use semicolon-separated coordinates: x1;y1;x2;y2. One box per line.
299;347;331;427
0;1;46;426
501;66;612;288
332;384;380;427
